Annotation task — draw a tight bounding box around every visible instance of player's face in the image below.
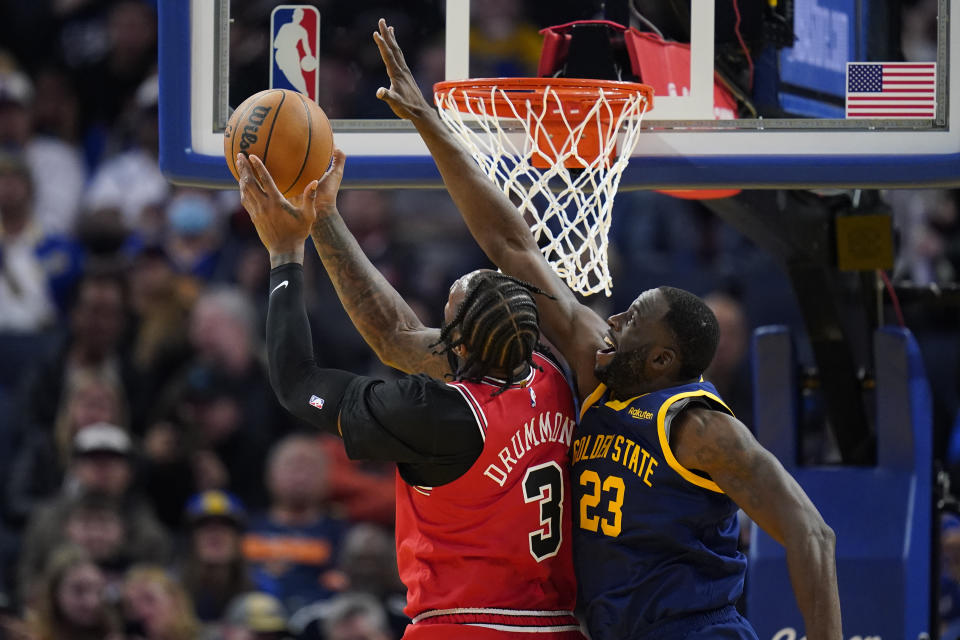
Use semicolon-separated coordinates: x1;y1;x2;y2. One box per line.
595;289;675;394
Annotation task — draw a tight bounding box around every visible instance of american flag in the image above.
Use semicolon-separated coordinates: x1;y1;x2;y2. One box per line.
846;62;937;119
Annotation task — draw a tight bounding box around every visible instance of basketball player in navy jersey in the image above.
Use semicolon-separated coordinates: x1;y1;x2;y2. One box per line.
371;18;841;640
234;150;587;640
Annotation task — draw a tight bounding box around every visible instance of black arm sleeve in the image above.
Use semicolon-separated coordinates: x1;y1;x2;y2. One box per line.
339;375;484;486
266;264;483;486
266;263;356;434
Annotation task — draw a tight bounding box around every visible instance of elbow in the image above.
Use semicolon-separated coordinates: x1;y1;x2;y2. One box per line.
269;370;297;414
267;358;311;415
781;513;836;556
818;522;837;553
793;518;836;555
500;234;537;260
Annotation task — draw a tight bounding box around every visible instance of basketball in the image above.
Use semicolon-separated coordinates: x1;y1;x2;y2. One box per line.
224;89;334;198
300;55;318;72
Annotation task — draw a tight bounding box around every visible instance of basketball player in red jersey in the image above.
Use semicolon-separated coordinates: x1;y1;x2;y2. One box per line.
235;149;587;640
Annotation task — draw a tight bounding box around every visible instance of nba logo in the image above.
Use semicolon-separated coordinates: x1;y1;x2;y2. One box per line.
270;5;320;102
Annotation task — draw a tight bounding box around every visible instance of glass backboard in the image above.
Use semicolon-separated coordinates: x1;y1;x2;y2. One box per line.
158;0;960;189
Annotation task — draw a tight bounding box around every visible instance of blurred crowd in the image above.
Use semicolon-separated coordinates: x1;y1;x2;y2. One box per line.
0;0;955;639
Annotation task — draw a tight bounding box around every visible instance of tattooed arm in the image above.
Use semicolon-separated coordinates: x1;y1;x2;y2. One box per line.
237;150;449;379
308;149;450;378
671;408;842;640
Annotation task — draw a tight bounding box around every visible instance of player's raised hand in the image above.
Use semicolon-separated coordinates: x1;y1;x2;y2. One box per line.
373;18;435;121
237;153;317;265
312;147;346;222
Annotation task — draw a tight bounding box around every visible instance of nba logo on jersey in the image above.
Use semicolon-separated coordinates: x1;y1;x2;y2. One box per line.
269;5;320;102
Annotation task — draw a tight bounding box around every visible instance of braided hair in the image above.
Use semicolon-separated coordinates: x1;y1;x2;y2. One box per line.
433;272;552;394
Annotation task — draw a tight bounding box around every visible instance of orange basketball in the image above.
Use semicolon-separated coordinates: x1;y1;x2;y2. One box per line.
224;89;334;198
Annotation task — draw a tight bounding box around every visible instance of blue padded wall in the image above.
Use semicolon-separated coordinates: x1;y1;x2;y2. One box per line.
747;326;932;639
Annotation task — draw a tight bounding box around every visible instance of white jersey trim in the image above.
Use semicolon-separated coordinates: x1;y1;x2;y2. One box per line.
469;623;583;633
447;382;488;441
480;364;537;388
535;352;566;377
412;608;574;623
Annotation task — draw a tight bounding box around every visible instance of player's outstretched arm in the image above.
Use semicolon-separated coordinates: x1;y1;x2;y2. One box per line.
372;18;608;398
237;152;449;379
671;408;842;640
306;149;450;378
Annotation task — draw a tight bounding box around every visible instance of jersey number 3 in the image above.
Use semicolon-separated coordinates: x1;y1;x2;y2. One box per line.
523;462;563;562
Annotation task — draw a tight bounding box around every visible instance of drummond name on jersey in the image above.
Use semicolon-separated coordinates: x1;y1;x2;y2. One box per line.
483;410;575;487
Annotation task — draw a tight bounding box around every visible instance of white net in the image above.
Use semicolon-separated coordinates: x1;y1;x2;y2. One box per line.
434;81;650;296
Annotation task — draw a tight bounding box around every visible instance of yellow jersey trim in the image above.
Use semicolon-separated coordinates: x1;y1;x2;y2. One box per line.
603;392;652;412
656;389;734;494
582;384;661;419
579;384;608;420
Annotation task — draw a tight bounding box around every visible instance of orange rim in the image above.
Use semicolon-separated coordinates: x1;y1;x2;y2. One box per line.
434;77;654;122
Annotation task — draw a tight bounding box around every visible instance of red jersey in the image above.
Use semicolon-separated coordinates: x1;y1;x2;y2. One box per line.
395;353;584;639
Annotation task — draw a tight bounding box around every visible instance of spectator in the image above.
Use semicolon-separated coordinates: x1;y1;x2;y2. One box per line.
186;286;287;437
0;151;83;332
0;595;29;640
0;69;87;235
703;291;753;427
180;491;253;623
164;192;225;281
128;246;198;395
942;513;960;640
182;364;271;508
72;0;158;162
222;592;289;640
19;268;147;433
61;493;129;588
18;424;170;602
886;189;958;285
244;435;348;614
30;66;82;144
322;593;392;640
29;545;121;640
123;565;208;640
140;363;272;529
84;73;169;230
6;369;127;527
331;524;407;639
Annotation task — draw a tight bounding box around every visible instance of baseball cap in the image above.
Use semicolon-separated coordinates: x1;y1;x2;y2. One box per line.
185;490;247;529
225;592;288;633
73;423;132;457
0;70;33;107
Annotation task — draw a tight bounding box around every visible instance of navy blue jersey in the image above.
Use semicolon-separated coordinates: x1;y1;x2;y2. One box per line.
571;380;748;640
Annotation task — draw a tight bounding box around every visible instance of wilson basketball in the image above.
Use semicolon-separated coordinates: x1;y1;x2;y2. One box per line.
224;89;334;198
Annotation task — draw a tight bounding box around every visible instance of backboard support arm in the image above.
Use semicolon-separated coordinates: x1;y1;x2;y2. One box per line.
704;190;877;465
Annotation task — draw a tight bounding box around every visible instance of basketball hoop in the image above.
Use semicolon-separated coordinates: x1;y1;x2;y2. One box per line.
434;78;653;296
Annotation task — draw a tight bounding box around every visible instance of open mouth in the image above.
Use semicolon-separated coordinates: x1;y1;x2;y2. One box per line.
595;334;617;370
600;334;617;353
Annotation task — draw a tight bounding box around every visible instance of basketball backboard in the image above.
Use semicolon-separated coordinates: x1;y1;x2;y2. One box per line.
159;0;960;190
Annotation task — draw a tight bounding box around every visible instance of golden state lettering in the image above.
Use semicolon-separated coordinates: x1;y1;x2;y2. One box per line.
238;105;272;152
484;411;575;486
571;434;659;487
628;407;653;420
